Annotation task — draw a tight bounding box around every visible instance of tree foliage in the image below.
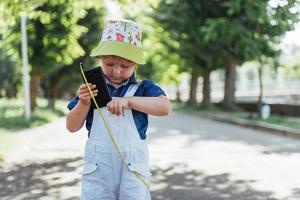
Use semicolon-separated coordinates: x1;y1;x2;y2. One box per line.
153;0;299;108
201;0;299;109
0;0;105;109
1;0;300;111
154;0;225;105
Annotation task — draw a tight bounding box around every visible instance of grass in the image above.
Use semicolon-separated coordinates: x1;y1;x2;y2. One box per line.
172;102;300;130
0;98;68;162
0;98;67;131
252;115;300;130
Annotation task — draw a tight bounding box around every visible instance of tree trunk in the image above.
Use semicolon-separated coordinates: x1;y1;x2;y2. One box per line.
223;56;236;110
202;68;211;106
175;84;182;103
30;73;42;111
44;86;49;101
188;67;200;104
48;80;60;109
257;62;263;116
5;86;14;98
12;82;18;98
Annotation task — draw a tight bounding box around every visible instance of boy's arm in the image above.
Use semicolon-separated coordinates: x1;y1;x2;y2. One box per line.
66;84;97;132
107;96;171;116
128;96;171;116
66;101;90;132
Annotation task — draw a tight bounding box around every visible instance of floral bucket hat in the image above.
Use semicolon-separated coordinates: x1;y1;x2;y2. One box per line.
90;19;145;64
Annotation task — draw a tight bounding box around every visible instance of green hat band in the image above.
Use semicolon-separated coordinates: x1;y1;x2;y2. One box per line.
90;41;145;64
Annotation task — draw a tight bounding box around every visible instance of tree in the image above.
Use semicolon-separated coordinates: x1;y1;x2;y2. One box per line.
119;0;187;102
44;6;105;108
152;0;299;109
202;0;299;109
27;0;88;110
3;0;100;110
0;1;25;98
0;50;21;98
154;0;223;105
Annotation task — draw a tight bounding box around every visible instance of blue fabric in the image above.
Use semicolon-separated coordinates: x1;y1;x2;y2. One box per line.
67;73;166;139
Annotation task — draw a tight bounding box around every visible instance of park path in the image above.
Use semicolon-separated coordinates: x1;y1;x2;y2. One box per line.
1;111;300;200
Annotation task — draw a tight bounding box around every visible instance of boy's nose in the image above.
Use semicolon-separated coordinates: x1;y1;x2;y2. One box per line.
113;67;121;75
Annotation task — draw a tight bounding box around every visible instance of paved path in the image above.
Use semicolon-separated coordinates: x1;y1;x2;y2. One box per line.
1;111;300;200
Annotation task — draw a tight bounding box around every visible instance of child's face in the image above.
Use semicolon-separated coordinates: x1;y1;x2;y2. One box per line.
101;55;136;86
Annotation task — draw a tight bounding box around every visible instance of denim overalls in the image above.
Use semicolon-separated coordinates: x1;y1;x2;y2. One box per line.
80;83;151;200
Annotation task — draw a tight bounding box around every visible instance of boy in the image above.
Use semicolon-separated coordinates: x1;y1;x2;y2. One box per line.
66;19;171;200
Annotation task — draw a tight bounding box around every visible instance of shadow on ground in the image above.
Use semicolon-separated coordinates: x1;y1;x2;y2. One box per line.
0;157;82;200
2;157;297;200
151;163;283;200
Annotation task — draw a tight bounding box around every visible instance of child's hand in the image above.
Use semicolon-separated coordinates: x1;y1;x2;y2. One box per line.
107;98;130;116
77;83;98;105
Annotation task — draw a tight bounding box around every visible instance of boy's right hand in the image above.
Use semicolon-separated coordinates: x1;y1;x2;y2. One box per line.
77;83;98;105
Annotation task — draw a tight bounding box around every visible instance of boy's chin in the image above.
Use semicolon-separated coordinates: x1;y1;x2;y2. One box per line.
110;79;125;85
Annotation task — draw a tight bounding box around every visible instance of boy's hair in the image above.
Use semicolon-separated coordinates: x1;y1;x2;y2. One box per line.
90;19;145;65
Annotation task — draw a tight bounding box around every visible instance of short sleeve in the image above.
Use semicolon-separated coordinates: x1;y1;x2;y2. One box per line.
136;80;166;97
67;96;79;110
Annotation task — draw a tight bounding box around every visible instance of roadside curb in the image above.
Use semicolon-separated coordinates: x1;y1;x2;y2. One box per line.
183;111;300;140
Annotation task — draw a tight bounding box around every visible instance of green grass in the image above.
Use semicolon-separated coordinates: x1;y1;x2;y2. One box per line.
172;102;300;130
252;115;300;129
172;102;219;112
0;98;67;131
0;98;68;162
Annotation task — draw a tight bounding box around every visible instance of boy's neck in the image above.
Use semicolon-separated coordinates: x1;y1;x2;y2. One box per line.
104;73;137;89
105;77;129;89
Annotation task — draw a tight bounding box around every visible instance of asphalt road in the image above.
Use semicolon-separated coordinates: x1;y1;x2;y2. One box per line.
1;111;300;200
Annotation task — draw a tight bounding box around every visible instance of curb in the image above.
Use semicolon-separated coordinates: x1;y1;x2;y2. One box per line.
185;111;300;140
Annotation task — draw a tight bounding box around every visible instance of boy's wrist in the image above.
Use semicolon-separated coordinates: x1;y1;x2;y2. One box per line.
127;97;133;108
72;99;90;117
79;99;91;106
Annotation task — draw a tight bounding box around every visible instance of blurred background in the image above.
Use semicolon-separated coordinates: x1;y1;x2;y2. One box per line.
1;0;300;200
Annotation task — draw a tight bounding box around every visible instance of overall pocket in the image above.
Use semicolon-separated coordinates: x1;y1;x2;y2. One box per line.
80;145;98;175
80;162;98;175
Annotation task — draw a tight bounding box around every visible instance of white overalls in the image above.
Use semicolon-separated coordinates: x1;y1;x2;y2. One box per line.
80;83;151;200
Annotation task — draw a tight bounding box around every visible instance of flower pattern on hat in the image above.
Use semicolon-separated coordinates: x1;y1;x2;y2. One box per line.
101;19;142;47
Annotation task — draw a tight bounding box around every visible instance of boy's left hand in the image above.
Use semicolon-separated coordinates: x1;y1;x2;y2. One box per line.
107;97;130;116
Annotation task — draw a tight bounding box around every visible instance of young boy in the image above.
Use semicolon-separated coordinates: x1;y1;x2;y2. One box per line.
66;19;171;200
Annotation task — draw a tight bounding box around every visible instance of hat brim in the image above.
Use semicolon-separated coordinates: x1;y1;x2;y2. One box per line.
90;41;146;64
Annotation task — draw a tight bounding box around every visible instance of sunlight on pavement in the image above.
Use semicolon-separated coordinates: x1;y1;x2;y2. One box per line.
1;114;300;200
148;113;300;199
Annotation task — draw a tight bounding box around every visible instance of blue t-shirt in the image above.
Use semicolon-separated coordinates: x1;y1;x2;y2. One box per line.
67;73;166;139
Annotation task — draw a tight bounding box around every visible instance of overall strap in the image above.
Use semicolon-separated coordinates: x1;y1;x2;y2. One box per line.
123;82;140;98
